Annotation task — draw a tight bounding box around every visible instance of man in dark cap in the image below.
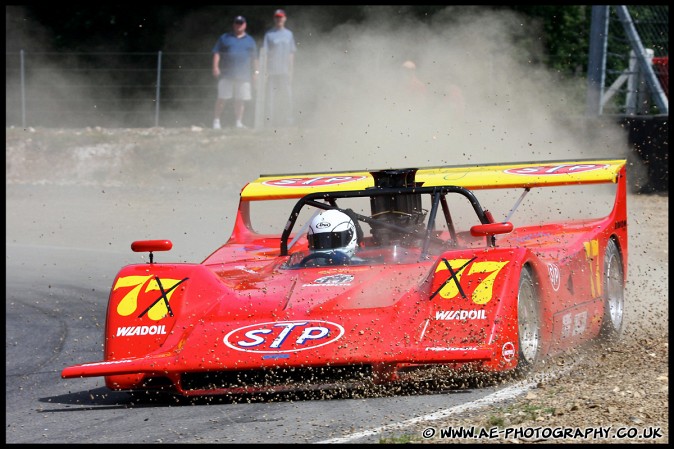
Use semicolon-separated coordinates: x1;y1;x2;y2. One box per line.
261;9;297;126
212;15;259;129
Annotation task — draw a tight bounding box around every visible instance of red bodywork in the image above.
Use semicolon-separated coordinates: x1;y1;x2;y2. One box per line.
62;160;628;396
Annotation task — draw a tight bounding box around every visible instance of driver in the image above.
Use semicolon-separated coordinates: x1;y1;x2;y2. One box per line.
305;209;359;265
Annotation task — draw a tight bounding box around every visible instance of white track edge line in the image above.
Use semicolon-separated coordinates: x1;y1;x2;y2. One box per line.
315;364;574;444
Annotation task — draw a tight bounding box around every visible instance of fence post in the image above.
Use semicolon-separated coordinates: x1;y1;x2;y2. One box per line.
20;49;26;128
586;5;609;116
155;50;162;127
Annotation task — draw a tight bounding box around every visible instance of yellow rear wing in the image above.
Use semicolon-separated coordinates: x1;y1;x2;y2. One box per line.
240;159;626;200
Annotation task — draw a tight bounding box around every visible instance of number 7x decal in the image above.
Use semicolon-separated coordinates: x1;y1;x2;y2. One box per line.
114;275;189;321
431;258;509;304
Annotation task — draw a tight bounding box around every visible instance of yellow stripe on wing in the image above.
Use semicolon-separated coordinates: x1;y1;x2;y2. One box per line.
240;159;626;200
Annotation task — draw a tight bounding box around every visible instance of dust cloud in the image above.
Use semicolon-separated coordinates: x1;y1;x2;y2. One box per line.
271;6;630;225
6;6;635;232
8;6;631;165
286;6;630;172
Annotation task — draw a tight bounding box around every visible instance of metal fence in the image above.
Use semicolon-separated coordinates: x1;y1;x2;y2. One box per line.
5;51;218;128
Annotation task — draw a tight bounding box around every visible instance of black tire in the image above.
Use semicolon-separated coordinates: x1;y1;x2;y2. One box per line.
599;238;625;341
516;265;541;372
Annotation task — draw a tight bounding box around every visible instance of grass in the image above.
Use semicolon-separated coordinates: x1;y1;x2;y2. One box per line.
379;434;419;444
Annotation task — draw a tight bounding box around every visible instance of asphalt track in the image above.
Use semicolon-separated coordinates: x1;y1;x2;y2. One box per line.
4;184;521;444
5;179;666;443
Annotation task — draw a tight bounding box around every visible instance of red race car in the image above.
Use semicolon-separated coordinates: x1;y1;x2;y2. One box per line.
62;158;628;396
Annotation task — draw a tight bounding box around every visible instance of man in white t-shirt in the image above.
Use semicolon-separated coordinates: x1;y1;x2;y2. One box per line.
262;9;297;127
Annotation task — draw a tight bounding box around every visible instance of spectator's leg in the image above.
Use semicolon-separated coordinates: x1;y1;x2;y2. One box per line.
234;99;245;125
214;78;234;128
284;75;294;126
234;81;252;128
214;99;225;121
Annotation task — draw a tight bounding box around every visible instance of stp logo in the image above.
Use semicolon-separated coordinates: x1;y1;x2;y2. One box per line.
224;320;345;353
504;164;609;175
262;176;366;187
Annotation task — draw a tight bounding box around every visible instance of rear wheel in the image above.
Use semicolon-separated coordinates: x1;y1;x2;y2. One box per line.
516;265;540;372
599;238;625;341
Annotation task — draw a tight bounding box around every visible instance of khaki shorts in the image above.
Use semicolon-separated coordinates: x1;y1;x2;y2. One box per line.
217;78;252;100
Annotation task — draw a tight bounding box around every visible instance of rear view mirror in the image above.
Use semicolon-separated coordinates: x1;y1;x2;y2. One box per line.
131;239;173;252
131;239;173;263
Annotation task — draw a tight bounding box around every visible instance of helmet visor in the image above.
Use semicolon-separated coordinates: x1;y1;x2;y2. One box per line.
308;229;354;251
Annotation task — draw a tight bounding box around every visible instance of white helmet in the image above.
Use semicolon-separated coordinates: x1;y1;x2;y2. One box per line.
307;209;358;258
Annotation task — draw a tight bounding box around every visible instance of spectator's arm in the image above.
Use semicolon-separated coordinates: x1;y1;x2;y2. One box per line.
212;53;220;78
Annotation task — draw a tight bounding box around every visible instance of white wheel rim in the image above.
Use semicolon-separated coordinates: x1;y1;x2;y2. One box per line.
605;243;625;331
518;271;539;364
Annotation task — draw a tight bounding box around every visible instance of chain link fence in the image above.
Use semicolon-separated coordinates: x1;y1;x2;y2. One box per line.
601;5;669;115
5;51;221;128
6;5;668;128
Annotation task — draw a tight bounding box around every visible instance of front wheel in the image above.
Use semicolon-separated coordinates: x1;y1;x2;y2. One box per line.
516;265;540;372
599;238;625;341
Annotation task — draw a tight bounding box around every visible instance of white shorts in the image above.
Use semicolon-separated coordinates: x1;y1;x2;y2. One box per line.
217;78;252;100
